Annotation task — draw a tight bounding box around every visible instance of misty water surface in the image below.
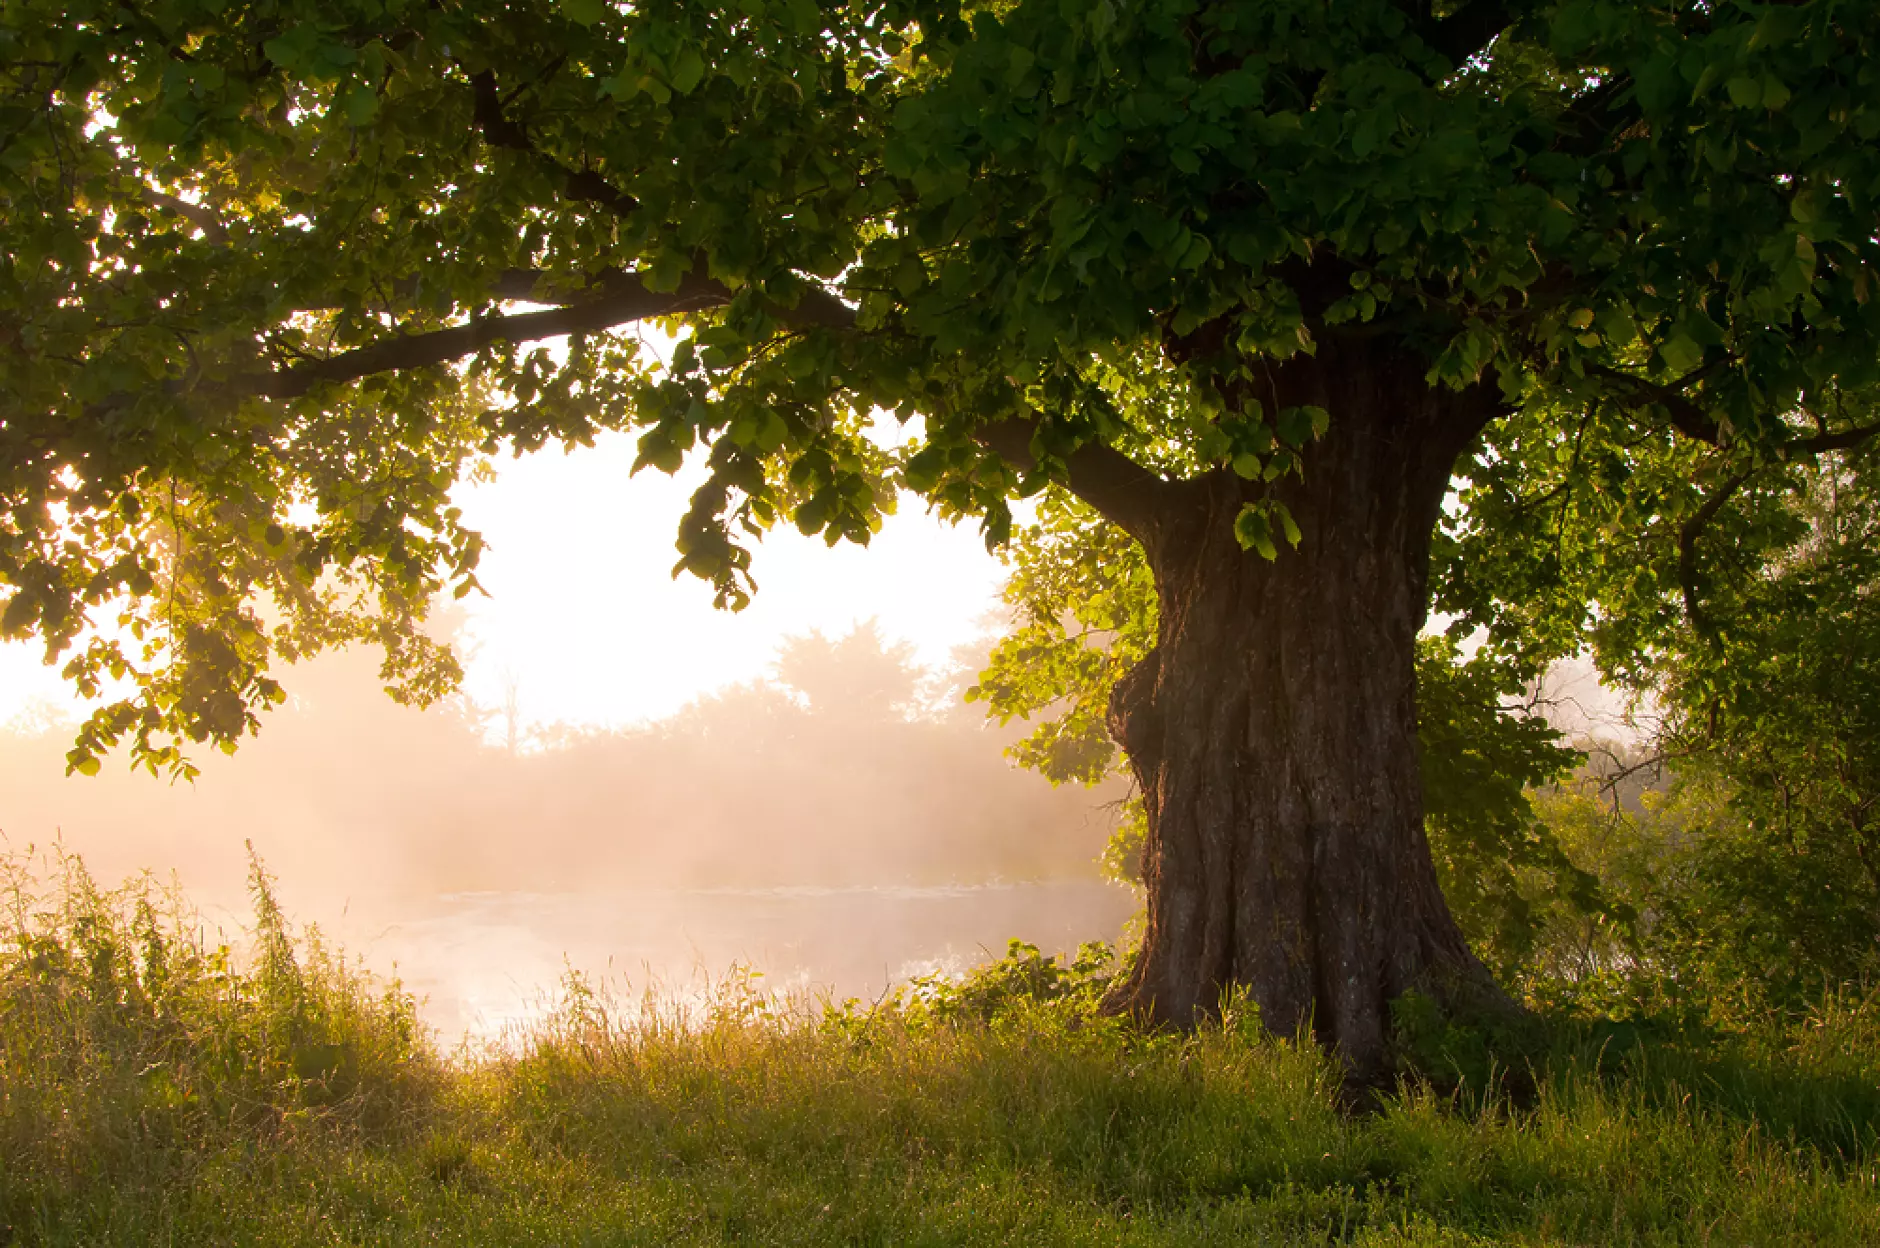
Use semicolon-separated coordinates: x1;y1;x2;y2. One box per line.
324;880;1137;1039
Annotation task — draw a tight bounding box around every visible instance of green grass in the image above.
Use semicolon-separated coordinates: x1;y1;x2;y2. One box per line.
3;851;1877;1246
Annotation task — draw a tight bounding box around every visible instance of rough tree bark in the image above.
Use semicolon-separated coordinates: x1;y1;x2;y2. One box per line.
1095;340;1516;1085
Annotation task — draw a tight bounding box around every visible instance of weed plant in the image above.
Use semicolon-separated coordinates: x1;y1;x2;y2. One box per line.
2;853;1876;1246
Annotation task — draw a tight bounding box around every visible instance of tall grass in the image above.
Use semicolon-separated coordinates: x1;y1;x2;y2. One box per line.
2;851;1876;1246
0;847;436;1226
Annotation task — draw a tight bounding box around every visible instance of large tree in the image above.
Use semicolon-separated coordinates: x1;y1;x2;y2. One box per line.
5;0;1879;1078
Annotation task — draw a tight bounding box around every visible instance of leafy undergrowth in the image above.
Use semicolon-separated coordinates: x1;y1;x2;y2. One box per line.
2;854;1876;1247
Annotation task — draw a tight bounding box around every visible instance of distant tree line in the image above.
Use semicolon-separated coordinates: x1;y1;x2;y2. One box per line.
0;621;1118;901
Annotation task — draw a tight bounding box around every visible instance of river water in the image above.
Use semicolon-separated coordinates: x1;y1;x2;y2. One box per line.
335;880;1140;1042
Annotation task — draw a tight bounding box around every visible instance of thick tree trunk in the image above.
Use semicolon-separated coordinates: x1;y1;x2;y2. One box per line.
1102;344;1512;1085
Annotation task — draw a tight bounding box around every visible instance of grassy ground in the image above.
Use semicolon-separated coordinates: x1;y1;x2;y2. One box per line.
3;852;1877;1246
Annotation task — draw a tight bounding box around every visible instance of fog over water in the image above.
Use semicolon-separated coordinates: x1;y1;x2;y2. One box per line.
366;882;1136;1038
0;622;1136;1039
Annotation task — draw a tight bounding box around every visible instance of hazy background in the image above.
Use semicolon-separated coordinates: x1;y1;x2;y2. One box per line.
0;436;1135;1037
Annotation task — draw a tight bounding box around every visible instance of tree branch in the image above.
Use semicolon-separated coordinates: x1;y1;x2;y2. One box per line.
1677;469;1750;638
1794;420;1880;456
770;282;859;331
973;416;1171;540
469;69;640;220
82;262;860;433
233;262;861;400
1591;365;1724;444
1594;364;1880;459
1549;74;1639;162
249;269;730;400
483;265;856;329
143;189;228;244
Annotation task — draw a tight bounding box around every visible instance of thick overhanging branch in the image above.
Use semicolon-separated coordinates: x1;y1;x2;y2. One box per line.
972;416;1172;541
251;269;730;399
97;268;851;415
77;263;860;417
492;263;858;329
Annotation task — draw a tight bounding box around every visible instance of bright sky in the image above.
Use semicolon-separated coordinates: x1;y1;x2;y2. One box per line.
0;433;1013;734
447;434;1010;729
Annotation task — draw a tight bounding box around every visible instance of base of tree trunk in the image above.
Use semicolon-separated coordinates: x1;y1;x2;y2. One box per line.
1096;347;1521;1086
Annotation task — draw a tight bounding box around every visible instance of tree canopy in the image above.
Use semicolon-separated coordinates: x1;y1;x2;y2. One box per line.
6;0;1877;774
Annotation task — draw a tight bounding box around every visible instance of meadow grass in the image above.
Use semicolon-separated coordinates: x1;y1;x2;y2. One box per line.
2;851;1876;1246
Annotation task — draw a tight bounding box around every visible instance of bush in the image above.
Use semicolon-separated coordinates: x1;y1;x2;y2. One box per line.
1523;749;1880;1023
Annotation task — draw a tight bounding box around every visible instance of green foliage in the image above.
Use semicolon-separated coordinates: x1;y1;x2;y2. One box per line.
1648;450;1880;1009
1098;796;1150;886
1528;752;1880;1022
1415;636;1617;980
898;937;1121;1024
1521;771;1680;985
8;0;1880;783
971;488;1155;789
1446;422;1880;1010
6;854;1880;1244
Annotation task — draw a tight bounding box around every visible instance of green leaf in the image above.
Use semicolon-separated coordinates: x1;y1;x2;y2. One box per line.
1725;76;1762;109
1749;7;1806;50
560;0;605;25
261;33;304;72
670;46;707;94
1679;308;1726;348
755;409;789;452
341;84;378;126
1234;505;1278;560
1795;233;1817;274
1659;332;1703;376
646;251;685;292
1275;502;1302;549
1275;406;1319;448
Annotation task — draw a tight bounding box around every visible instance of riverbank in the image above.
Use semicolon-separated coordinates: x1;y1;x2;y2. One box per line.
346;877;1139;1040
4;856;1876;1246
